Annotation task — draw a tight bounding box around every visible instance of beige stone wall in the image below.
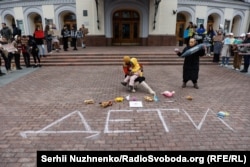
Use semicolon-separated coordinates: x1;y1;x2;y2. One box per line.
42;5;55;21
149;0;178;35
76;0;105;35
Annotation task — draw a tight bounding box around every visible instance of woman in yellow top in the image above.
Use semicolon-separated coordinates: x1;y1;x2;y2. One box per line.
121;57;142;92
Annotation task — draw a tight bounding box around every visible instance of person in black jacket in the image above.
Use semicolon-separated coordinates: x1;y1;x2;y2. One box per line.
61;25;69;51
175;38;205;89
12;24;21;38
0;23;12;43
27;35;41;67
70;25;77;50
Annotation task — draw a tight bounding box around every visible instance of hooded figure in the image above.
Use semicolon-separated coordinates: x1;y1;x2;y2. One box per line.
175;38;205;89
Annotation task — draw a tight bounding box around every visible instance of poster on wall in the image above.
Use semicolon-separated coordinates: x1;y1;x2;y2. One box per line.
224;20;230;34
16;20;24;35
45;19;53;26
196;18;204;28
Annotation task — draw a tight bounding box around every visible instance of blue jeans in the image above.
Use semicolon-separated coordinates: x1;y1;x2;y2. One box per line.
221;57;229;65
37;45;45;57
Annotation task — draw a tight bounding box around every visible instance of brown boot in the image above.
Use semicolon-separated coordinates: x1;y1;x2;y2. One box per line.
194;83;199;89
182;82;186;88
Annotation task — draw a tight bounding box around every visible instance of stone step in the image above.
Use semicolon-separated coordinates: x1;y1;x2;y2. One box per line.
18;54;228;66
41;61;217;66
37;53;216;66
17;46;229;66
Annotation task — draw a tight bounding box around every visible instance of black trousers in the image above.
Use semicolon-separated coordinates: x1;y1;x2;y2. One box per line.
243;55;250;65
0;51;10;70
23;52;30;67
213;53;220;62
71;38;77;49
8;53;22;69
62;37;68;51
31;51;40;64
15;53;21;68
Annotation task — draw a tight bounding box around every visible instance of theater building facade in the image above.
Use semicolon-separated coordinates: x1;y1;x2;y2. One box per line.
0;0;250;46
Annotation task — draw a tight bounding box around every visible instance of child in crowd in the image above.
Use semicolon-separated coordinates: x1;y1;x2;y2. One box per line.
28;35;41;67
21;35;31;67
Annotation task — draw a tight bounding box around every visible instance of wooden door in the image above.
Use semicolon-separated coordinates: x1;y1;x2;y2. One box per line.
112;10;140;45
176;22;185;45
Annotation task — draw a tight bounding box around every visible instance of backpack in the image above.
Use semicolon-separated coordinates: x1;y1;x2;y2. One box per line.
13;27;21;36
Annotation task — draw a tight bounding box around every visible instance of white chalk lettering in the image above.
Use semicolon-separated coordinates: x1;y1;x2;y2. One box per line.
20;108;234;139
104;110;139;133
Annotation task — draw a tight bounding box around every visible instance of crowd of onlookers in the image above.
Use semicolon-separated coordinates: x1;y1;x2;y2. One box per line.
0;23;89;76
1;21;249;78
184;21;250;73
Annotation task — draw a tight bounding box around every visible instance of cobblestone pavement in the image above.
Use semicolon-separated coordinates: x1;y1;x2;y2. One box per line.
0;63;250;166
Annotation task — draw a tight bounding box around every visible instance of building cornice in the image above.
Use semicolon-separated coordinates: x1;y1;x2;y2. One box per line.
178;0;250;10
0;0;75;9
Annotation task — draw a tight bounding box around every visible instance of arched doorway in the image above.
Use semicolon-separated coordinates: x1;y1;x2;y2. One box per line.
27;13;43;34
34;15;43;29
57;11;76;31
4;14;15;28
232;15;242;36
64;13;76;29
176;13;186;46
207;15;214;30
206;13;221;32
112;10;140;45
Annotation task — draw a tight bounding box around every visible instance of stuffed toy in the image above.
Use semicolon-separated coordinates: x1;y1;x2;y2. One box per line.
161;91;175;97
84;99;94;104
115;97;124;102
99;101;113;108
144;96;153;102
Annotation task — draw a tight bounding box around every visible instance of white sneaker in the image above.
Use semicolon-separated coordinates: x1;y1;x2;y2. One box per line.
232;67;235;70
225;65;228;67
220;64;224;67
236;68;240;71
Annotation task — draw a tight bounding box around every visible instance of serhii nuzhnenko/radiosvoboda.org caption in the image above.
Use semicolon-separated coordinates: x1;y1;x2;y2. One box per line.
37;151;249;167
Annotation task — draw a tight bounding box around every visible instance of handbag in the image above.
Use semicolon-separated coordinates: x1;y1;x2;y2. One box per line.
183;29;189;39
